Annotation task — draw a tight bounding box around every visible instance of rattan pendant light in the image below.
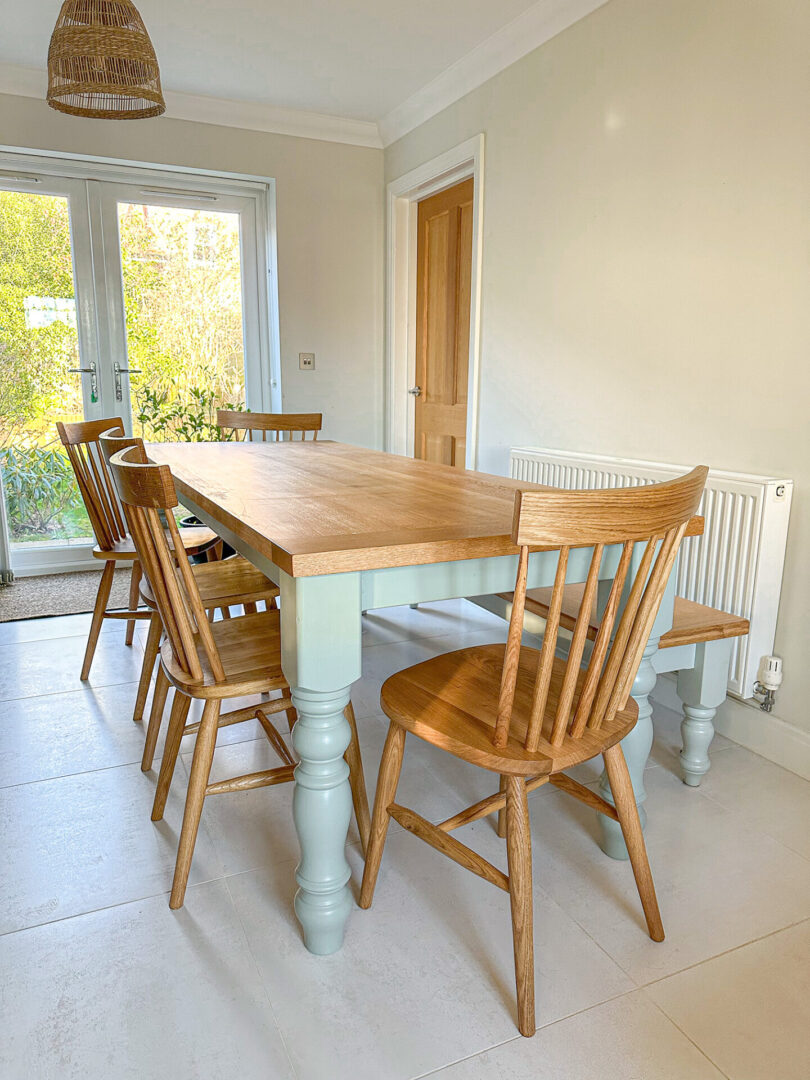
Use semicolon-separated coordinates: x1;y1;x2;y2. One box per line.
47;0;165;119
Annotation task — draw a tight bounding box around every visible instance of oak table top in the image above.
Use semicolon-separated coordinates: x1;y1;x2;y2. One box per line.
148;441;702;578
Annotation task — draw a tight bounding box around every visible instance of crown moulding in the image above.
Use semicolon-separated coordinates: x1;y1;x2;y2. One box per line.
0;2;609;150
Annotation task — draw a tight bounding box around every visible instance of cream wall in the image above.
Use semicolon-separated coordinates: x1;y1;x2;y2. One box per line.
386;0;810;750
0;92;384;448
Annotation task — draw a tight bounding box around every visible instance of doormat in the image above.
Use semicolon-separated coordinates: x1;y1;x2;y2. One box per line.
0;568;133;622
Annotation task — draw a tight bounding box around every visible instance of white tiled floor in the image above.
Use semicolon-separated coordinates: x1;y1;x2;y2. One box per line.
1;600;808;1079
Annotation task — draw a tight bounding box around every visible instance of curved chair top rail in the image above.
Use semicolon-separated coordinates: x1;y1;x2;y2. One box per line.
56;415;128;549
216;410;322;441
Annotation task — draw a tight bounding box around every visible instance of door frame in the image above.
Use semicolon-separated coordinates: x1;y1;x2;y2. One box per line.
0;147;282;577
384;134;485;469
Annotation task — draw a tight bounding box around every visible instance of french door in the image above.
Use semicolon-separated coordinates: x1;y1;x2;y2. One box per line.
0;154;279;576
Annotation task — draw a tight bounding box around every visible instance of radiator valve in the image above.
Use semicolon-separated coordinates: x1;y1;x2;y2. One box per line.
754;655;783;713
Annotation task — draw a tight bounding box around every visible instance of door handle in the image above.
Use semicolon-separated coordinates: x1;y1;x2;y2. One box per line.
408;386;422;397
69;361;98;403
113;361;142;401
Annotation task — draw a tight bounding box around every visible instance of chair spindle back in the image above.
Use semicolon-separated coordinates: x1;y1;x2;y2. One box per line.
108;446;226;686
56;417;129;550
495;467;708;752
216;410;322;442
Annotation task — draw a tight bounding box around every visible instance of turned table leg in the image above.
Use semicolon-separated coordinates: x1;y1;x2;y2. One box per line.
598;635;659;860
281;569;363;955
292;685;355;955
676;638;733;787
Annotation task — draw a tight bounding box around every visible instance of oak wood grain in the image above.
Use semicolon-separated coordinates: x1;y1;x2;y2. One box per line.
148;441;704;578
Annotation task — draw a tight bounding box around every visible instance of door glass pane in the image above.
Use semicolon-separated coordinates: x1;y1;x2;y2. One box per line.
117;203;246;442
0;190;92;547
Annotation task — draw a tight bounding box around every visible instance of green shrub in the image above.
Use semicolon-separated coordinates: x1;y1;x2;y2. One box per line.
0;444;86;538
135;383;243;442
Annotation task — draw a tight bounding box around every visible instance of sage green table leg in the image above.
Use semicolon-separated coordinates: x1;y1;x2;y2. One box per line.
677;637;733;786
291;685;354;954
596;547;678;860
597;635;660;860
280;570;363;955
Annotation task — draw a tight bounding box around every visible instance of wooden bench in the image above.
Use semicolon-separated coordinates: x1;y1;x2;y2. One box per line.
505;583;749;651
495;584;749;788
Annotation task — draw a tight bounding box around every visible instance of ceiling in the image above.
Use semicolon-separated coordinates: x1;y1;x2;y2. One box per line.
1;0;609;144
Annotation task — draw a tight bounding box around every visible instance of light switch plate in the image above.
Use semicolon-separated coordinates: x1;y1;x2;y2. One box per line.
299;352;315;370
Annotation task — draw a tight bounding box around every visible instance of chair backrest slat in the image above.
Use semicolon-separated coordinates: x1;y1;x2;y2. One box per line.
164;512;226;682
525;545;569;752
587;534;660;732
569;539;633;738
494;546;529;747
217;410;322;442
499;467;708;753
108;445;228;686
57;417;129;549
550;541;604;746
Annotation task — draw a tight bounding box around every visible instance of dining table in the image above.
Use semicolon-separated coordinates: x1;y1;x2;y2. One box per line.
149;440;702;955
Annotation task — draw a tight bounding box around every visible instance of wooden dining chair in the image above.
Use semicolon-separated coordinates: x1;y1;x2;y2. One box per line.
216;409;322;442
108;444;370;909
359;466;708;1037
98;427;281;758
56;417;217;680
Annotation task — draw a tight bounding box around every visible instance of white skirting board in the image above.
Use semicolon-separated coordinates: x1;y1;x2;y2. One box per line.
652;674;810;782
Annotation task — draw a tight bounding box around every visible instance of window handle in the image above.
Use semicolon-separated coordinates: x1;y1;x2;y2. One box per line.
114;361;142;401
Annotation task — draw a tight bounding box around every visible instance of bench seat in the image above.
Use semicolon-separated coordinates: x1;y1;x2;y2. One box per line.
500;584;749;650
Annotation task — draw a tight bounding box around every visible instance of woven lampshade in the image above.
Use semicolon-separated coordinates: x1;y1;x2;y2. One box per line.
47;0;165;119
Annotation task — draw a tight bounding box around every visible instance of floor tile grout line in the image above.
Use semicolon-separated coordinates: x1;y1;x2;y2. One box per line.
0;728;272;793
694;787;810;865
0;674;145;707
409;1035;523;1079
637;914;810;991
222;874;301;1080
409;975;692;1080
0;753;178;793
643;993;733;1079
0;868;228;941
508;787;810;996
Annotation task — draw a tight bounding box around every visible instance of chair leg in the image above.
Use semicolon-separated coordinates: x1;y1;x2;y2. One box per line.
505;775;535;1037
344;702;371;856
133;612;161;724
142;665;170;771
359;722;406;908
205;540;224;562
170;698;220;909
80;560;115;680
285;701;298;733
603;744;665;942
497;775;508;838
125;561;142;645
151;689;191;820
243;601;258;615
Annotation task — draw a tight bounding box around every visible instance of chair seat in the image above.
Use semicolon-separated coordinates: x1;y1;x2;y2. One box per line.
381;643;637;776
160;608;287;699
139;555;279;611
92;526;217;561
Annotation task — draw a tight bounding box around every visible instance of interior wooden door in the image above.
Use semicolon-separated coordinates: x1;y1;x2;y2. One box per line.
414;177;473;468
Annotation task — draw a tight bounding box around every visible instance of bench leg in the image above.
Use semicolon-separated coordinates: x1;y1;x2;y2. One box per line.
597;635;659;861
676;638;733;787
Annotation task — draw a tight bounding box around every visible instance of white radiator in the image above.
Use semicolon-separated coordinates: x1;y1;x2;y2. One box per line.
510;446;793;700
